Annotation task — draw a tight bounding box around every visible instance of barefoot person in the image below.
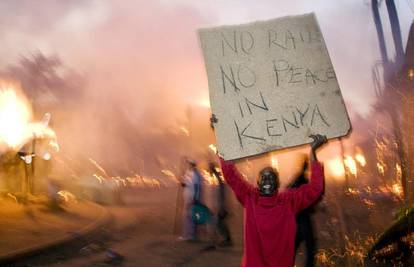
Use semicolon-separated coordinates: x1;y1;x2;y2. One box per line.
218;134;326;267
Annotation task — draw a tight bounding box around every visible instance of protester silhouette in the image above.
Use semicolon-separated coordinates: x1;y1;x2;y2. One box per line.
178;159;203;241
289;157;318;267
209;162;233;247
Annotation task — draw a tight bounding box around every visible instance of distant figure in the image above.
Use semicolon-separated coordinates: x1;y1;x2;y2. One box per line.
209;162;233;247
289;157;317;267
179;159;202;241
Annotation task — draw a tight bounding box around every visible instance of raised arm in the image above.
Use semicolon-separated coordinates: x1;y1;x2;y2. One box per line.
211;114;254;206
219;157;254;206
289;134;327;213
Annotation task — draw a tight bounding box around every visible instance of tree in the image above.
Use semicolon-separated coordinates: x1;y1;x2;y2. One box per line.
3;51;84;108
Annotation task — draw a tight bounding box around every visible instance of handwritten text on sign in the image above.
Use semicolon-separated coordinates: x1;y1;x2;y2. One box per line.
199;13;351;160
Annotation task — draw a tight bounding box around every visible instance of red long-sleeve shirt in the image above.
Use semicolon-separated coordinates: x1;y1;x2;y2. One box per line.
219;158;324;267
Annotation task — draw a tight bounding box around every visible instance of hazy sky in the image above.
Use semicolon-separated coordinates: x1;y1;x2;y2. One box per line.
0;0;413;118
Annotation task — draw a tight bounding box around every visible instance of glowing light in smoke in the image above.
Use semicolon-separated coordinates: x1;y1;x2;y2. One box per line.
180;126;189;136
355;154;366;167
363;199;375;208
391;182;403;198
43;152;51;161
347;188;359;196
326;157;345;180
6;192;18;203
377;162;385;175
49;139;60;152
396;163;402;179
270;155;279;170
161;169;178;183
408;68;414;80
93;174;105;184
30;122;57;140
209;144;217;154
198;97;211;108
161;169;175;177
344;156;357;176
89;158;109;177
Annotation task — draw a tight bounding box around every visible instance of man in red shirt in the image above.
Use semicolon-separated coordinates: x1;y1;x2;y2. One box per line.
219;134;326;267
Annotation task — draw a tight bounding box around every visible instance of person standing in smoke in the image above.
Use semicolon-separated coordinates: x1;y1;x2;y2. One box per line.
209;162;233;247
214;118;326;267
289;157;318;267
179;159;202;241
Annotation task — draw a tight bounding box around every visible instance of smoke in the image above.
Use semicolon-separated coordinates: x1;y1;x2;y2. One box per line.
0;1;214;178
0;0;411;178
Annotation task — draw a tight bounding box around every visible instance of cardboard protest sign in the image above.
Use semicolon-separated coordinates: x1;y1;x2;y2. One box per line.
199;13;351;160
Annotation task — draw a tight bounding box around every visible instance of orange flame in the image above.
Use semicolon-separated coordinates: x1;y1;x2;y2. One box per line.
344;156;357;177
0;81;32;149
395;163;402;179
355;154;366;167
326;157;345;180
377;162;385;175
0;80;58;152
391;182;403;198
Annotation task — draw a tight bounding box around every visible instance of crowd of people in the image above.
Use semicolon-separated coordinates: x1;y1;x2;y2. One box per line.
177;158;233;249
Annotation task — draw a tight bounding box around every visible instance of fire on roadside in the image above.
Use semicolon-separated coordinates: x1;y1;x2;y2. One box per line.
0;81;32;149
355;153;366;167
0;80;58;151
344;156;357;177
377;163;385;176
324;152;366;180
395;163;402;179
391;182;403;198
326;157;345;180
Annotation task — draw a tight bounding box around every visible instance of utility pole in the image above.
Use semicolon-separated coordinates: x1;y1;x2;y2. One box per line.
385;0;405;66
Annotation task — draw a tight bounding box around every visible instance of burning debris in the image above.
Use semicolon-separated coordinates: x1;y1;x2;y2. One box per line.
0;83;32;150
0;81;57;153
0;79;61;201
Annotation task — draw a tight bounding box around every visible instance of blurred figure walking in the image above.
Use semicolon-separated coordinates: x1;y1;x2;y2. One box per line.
179;159;202;241
209;162;233;247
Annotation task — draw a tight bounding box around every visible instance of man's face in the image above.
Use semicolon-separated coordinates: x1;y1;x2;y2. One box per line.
258;168;278;197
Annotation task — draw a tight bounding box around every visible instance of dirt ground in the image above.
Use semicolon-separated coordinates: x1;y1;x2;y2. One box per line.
0;197;105;260
8;184;402;267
